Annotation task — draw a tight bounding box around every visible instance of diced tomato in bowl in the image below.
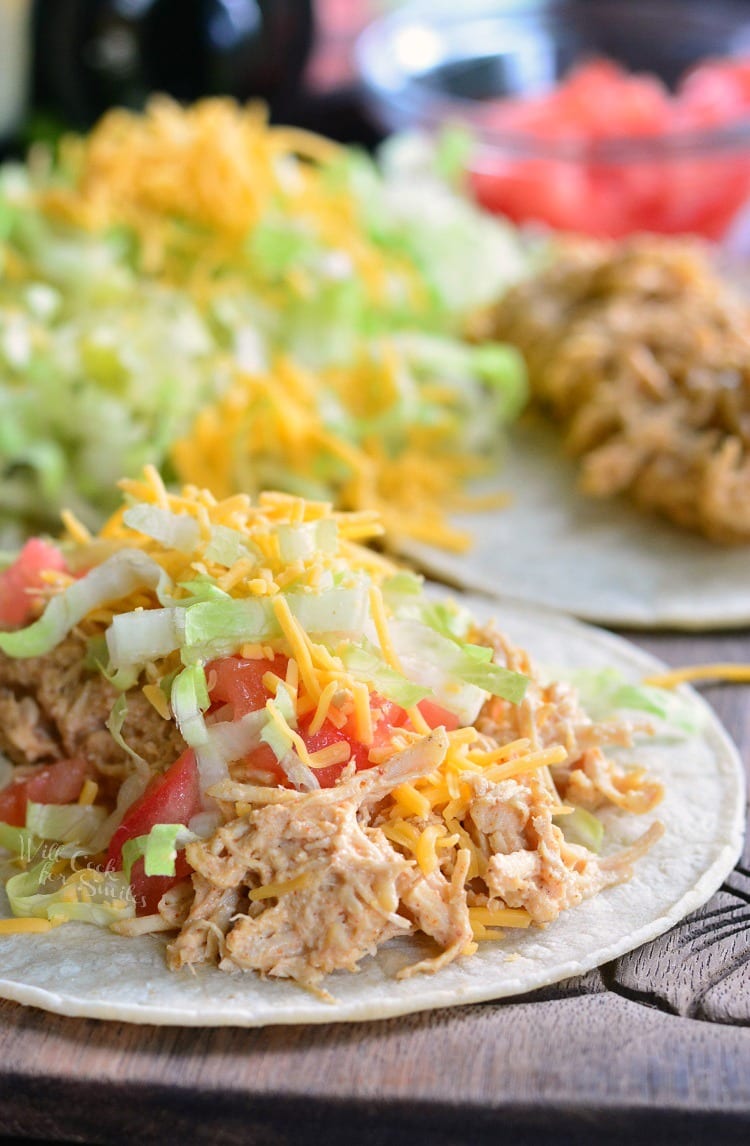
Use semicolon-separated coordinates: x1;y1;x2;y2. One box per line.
466;58;750;239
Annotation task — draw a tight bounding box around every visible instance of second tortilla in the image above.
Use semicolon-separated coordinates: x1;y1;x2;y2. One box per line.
398;416;750;630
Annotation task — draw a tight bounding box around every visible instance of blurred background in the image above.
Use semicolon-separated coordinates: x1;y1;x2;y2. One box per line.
2;0;382;149
6;0;750;239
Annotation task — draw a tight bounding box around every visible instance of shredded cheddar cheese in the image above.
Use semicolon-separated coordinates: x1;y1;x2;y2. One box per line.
20;470;545;962
0;918;54;935
77;779;99;806
248;872;314;902
643;663;750;688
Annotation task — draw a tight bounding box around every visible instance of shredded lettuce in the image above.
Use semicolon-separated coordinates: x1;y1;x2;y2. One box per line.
106;605;186;670
0;548;173;658
260;714;293;762
391;620;527;703
383;576;475;642
106;693;147;766
180;583;369;661
25;801;106;845
205;709;267;764
272;682;298;726
381;571;423;605
6;862;135;925
569;667;703;734
0;822;36;857
203;525;260;568
277;520;338;563
182;597;275;657
123;503;200;553
0;181;224;541
170;665;210;748
175;579;232;604
121;822;193;881
339;639;430;707
555;808;604;853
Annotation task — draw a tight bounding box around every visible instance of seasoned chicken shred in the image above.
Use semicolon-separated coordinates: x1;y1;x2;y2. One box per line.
478;237;750;542
168;732;472;986
0;594;664;991
161;628;663;989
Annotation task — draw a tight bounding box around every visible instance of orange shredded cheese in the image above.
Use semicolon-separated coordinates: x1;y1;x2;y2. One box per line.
142;683;171;720
77;779;99;806
469;907;532;928
352;682;373;746
643;663;750;688
248;872;314;902
307;742;351;769
271;596;321;702
308;680;340;736
484;745;568;784
0;918;55;934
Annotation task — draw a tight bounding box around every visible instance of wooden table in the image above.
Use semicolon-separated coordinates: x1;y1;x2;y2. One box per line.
0;625;748;1146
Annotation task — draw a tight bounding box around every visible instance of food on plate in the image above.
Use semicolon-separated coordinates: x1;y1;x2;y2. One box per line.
171;338;525;551
0;98;527;545
468;57;750;238
476;236;750;542
0;471;742;1024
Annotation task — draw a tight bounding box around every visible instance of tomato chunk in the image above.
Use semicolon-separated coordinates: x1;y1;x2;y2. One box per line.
417;699;461;732
107;748;202;915
208;654;288;719
205;655;463;789
0;757;90;827
0;539;67;630
468;57;750;238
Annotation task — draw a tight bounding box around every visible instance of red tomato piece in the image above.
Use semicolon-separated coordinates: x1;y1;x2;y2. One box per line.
0;757;90;827
107;748;202;916
127;852;194;917
0;539;67;630
205;655;465;790
466;56;750;238
417;699;461;732
207;654;288;719
298;716;370;789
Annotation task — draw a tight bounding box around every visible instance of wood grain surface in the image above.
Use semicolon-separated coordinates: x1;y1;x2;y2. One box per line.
0;625;748;1146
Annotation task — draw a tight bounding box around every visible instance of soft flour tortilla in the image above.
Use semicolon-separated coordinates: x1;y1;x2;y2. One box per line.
0;594;743;1026
399;417;750;630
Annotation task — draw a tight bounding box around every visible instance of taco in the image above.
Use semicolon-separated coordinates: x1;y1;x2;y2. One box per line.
0;472;742;1025
396;414;750;630
399;238;750;630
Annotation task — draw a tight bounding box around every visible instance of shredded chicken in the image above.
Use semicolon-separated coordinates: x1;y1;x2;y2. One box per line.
0;634;185;781
0;618;664;992
474;622;663;814
478;237;750;541
470;771;663;924
166;731;474;987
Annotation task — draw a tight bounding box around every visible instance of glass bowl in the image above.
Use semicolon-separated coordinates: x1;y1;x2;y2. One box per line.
356;0;750;239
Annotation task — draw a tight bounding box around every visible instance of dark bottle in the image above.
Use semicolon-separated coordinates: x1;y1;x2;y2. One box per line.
32;0;315;130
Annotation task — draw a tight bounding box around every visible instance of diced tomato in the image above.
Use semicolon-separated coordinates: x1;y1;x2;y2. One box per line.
0;539;67;630
416;699;461;732
107;748;202;916
0;756;90;827
205;655;464;790
467;56;750;239
124;853;194;918
207;654;289;719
